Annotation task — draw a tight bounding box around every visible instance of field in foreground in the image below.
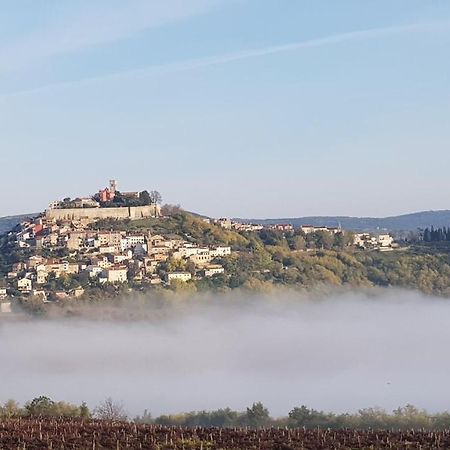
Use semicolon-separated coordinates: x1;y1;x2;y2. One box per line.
1;419;450;449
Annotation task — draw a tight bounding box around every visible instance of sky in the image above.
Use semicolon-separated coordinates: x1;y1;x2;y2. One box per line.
1;0;450;218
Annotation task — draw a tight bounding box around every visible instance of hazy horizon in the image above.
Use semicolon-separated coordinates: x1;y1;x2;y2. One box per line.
3;204;450;222
1;1;450;217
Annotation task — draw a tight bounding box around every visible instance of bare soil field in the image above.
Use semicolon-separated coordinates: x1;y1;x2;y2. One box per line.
1;418;450;449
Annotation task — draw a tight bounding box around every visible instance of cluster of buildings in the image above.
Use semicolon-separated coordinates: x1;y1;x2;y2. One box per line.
208;218;293;232
300;225;342;235
214;220;395;251
353;233;395;251
2;214;232;303
46;180;160;222
209;217;280;232
300;225;395;250
0;191;398;311
206;217;263;232
97;179;141;203
49;180;140;210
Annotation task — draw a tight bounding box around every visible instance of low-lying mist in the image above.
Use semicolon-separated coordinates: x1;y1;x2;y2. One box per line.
1;288;450;417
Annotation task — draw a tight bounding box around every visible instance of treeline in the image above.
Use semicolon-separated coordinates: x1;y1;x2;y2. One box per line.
148;403;450;430
423;227;450;242
0;397;127;421
256;228;354;251
4;398;450;431
0;397;90;419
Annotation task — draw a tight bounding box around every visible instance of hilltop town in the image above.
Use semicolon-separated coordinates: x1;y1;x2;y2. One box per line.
4;179;445;316
0;181;230;306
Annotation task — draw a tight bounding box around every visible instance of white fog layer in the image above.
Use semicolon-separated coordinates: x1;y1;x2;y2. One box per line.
1;290;449;416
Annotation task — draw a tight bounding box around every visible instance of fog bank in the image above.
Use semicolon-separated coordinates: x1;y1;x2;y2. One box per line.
1;289;449;416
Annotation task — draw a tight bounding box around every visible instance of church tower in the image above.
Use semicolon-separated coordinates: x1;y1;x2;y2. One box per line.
109;179;117;195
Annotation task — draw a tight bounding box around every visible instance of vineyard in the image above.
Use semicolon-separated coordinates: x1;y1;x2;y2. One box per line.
1;418;450;449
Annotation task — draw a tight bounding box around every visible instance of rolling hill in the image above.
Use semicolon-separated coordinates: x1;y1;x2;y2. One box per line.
235;210;450;232
0;214;37;235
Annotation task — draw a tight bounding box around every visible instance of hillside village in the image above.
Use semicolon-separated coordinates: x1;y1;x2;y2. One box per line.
0;180;401;314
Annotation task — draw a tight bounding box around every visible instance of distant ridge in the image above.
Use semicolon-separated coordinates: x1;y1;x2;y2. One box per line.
3;210;450;235
234;210;450;232
0;214;37;235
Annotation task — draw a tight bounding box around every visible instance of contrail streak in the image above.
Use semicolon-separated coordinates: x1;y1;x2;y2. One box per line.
1;20;448;100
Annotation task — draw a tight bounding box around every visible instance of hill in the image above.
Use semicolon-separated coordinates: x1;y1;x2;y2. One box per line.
0;214;37;235
235;210;450;232
3;209;450;310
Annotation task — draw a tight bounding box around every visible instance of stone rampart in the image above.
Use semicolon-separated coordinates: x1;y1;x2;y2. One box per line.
45;205;159;221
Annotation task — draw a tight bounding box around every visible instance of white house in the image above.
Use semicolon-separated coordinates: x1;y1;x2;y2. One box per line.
104;267;128;283
121;234;146;251
17;278;32;292
184;246;208;258
203;265;225;277
377;234;394;247
98;245;118;255
210;246;231;258
354;233;394;249
167;272;192;284
301;226;341;235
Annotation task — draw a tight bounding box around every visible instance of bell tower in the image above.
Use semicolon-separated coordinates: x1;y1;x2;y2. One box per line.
109;179;117;195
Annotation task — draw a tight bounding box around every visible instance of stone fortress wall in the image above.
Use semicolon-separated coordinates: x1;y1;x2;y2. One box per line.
45;205;160;221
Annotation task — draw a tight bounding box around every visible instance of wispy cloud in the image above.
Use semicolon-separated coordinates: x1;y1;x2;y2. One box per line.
197;21;447;64
2;20;449;99
0;0;221;73
136;20;448;73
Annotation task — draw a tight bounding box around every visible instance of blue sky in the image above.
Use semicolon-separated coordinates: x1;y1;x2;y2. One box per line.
1;0;450;218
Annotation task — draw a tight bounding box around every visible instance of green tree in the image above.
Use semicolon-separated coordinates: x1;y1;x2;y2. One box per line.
292;235;306;250
315;231;335;249
25;396;55;416
80;402;91;419
185;260;196;276
245;402;270;428
139;190;151;205
288;406;333;428
0;399;23;418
